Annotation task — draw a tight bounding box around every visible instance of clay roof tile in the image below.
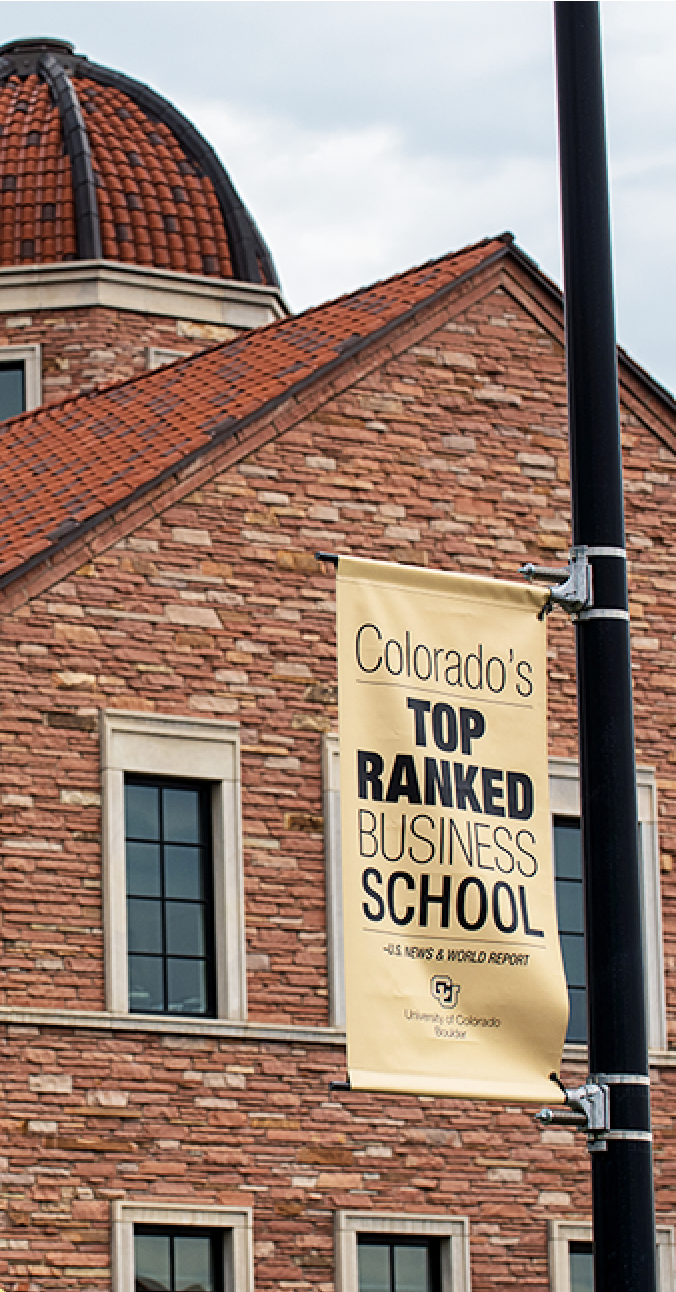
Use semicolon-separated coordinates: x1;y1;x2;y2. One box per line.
0;46;279;287
0;238;509;582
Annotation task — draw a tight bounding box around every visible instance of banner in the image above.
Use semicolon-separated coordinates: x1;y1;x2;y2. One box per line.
337;557;568;1103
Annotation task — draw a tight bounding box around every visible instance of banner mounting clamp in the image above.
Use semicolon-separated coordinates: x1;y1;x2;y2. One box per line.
520;545;592;619
535;1074;610;1152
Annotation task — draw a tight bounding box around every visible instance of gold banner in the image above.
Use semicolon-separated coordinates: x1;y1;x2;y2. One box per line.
337;557;568;1103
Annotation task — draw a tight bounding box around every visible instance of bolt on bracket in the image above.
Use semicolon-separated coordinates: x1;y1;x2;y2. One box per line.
520;545;592;619
535;1080;610;1152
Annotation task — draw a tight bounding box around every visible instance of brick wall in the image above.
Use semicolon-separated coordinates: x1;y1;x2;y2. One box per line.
1;274;675;1287
0;1025;673;1290
0;305;238;404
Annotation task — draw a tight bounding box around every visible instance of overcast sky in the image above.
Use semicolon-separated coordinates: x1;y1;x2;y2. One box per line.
2;2;675;394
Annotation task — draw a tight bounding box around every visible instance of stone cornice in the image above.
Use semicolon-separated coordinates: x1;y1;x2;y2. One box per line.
0;1007;675;1075
0;259;289;328
0;1005;345;1046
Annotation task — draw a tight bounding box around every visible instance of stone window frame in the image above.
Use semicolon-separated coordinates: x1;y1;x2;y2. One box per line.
111;1200;253;1292
0;341;41;410
323;732;344;1027
324;738;666;1051
101;711;246;1021
335;1211;470;1292
547;1218;674;1291
146;345;190;370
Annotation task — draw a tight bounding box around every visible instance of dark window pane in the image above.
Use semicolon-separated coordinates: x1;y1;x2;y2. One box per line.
570;1243;594;1292
568;986;588;1044
555;880;585;934
135;1233;171;1290
167;958;207;1014
394;1246;429;1292
126;778;213;1017
127;842;161;897
554;819;583;880
128;898;163;953
163;787;200;843
561;934;586;989
174;1236;214;1291
553;816;588;1044
166;902;205;956
0;363;25;420
129;955;163;1012
165;846;203;899
358;1245;390;1292
126;785;160;840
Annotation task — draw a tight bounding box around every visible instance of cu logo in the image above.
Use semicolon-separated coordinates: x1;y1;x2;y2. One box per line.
431;975;460;1009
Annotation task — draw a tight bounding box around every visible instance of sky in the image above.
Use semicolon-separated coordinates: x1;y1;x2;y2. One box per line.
1;1;675;395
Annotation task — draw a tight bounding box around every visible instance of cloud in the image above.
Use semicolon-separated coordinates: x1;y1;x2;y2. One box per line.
189;98;561;311
0;0;673;390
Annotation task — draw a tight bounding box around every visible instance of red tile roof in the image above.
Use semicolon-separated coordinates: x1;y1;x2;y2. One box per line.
76;76;234;278
0;75;76;265
0;70;234;276
0;41;278;285
0;237;509;583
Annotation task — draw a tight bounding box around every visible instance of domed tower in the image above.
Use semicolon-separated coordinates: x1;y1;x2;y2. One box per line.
0;37;286;415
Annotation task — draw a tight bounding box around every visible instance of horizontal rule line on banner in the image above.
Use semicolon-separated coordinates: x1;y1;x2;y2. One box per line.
354;678;534;709
362;928;546;950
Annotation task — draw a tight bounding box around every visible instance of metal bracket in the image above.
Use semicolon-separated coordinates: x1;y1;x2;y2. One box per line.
535;1080;610;1152
520;545;592;619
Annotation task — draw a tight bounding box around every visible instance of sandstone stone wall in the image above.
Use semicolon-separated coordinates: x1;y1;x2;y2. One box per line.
0;305;238;404
1;270;675;1288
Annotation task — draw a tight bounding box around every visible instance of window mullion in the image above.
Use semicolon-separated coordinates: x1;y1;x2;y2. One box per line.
160;787;169;1014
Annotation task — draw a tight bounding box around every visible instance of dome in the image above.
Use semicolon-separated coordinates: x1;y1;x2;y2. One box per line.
0;37;280;288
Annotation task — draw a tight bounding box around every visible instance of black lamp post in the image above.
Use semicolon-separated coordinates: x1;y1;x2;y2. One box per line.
554;4;657;1289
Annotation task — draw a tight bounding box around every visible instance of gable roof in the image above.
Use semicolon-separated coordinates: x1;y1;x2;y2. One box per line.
0;234;509;585
0;231;673;594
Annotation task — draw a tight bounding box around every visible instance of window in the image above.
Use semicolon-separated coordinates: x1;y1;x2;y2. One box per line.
549;758;666;1051
126;778;215;1016
135;1227;222;1291
553;818;585;1044
548;1220;674;1291
112;1202;252;1292
0;361;25;418
358;1237;440;1292
102;712;245;1020
0;343;41;417
568;1242;593;1292
147;346;189;370
336;1214;469;1292
325;742;666;1050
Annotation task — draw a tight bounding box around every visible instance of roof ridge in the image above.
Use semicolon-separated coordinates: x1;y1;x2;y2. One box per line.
0;235;510;429
281;233;509;321
38;52;102;260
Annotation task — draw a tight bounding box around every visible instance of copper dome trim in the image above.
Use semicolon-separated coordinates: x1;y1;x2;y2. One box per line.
38;53;102;260
80;58;279;288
